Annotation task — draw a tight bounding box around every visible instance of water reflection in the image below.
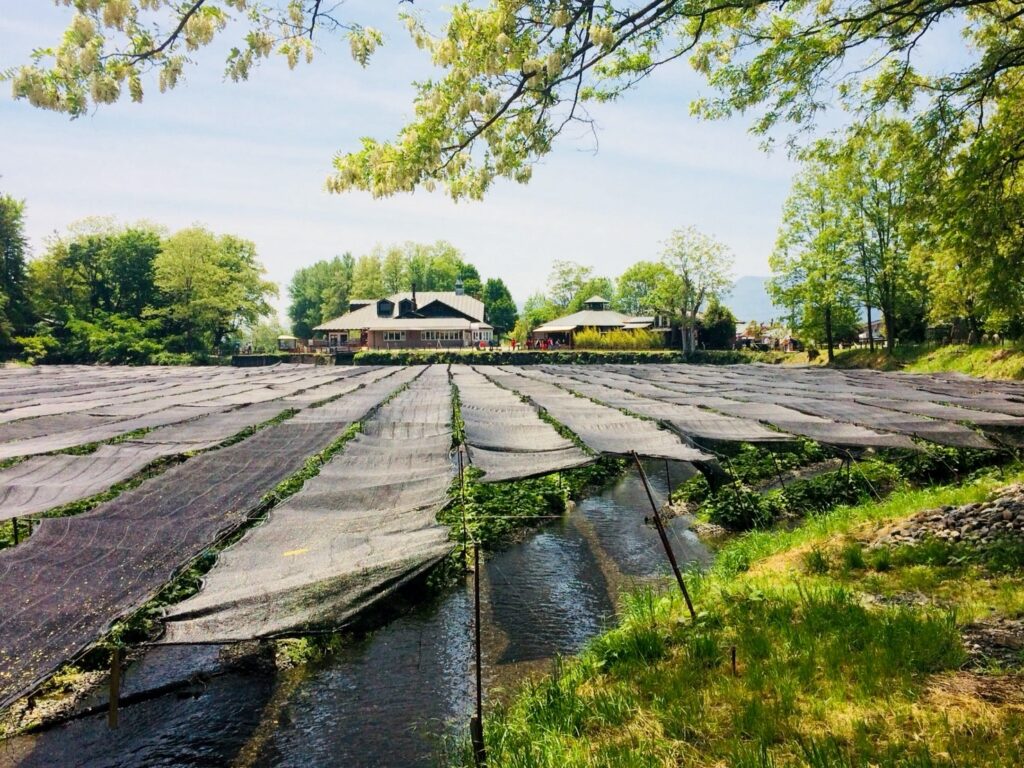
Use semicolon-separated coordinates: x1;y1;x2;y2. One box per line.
4;462;709;768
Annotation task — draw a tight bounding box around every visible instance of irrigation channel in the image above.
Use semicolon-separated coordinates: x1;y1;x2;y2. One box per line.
1;461;707;768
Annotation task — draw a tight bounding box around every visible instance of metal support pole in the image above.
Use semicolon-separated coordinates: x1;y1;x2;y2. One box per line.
458;449;469;571
108;646;122;730
470;543;487;766
12;517;18;546
632;452;697;620
664;458;673;498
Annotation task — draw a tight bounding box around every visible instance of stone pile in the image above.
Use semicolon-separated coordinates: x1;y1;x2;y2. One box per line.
876;484;1024;547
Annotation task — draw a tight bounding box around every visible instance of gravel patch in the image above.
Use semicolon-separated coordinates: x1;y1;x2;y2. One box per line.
875;484;1024;547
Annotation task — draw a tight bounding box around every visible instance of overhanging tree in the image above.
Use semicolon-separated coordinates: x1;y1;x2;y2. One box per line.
12;1;1021;199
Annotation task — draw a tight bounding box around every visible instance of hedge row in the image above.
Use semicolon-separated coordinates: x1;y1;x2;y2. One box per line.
352;349;792;366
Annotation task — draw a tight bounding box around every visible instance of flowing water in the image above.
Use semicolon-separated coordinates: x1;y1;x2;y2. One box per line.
3;462;710;768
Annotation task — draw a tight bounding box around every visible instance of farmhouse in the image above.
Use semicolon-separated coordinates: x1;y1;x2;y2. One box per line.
531;295;668;346
314;285;494;350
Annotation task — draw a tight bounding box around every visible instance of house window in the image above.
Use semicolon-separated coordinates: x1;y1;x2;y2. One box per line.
423;330;463;341
377;299;395;317
472;330;493;341
383;331;405;342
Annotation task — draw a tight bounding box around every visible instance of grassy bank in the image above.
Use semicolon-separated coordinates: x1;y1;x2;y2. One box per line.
453;467;1024;767
833;344;1024;379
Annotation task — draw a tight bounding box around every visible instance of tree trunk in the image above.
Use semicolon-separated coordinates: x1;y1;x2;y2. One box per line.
866;304;874;351
882;308;896;354
824;304;835;363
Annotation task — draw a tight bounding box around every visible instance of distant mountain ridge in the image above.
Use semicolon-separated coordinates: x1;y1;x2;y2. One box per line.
724;276;787;323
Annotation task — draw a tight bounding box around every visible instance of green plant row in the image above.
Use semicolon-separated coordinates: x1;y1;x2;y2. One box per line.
352;348;794;366
675;443;1006;533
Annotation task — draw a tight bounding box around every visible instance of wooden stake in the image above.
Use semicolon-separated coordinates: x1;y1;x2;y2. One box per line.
471;543;487;766
108;646;122;730
12;518;18;546
731;645;737;676
664;458;673;497
632;452;697;620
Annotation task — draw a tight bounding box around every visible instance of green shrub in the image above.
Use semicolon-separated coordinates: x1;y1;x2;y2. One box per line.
573;327;663;350
14;331;58;364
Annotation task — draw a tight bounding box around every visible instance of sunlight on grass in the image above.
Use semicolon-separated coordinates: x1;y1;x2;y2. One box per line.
450;467;1024;768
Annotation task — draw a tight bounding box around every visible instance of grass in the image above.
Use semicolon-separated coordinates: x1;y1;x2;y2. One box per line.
447;466;1024;768
833;343;1024;379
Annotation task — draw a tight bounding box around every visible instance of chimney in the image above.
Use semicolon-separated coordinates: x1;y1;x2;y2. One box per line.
455;278;464;296
411;282;417;310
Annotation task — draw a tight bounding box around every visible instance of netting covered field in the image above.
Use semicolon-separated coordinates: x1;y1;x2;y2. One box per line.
1;362;1023;708
0;366;411;707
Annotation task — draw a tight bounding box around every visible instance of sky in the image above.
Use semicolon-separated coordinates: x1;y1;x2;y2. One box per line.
0;2;804;321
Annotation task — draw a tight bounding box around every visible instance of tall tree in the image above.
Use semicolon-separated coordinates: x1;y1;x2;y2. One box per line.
657;227;734;355
547;260;593;309
770;157;860;362
28;220;162;325
380;246;407;294
698;298;738;350
615;261;672;316
350;254;385;299
0;194;30;351
288;254;355;338
153;227;276;353
566;277;615;313
482;278;518;333
834;120;925;352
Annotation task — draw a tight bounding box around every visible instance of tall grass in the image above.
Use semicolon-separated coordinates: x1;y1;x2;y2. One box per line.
570;328;663;350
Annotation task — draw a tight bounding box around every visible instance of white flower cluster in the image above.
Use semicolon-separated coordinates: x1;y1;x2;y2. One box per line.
102;0;132;29
589;24;616;49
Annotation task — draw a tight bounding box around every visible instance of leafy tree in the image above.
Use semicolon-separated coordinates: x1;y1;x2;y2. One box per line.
615;261;672;316
245;319;289;353
457;262;483;299
288;254;355;337
770;156;860;362
547;260;593;309
319;253;355;321
912;88;1024;340
0;194;30;351
566;277;615;313
656;227;734;355
380;246;407;294
832;121;925;352
482;277;518;333
698;298;737;350
64;312;164;365
153;227;276;353
510;291;559;342
350;253;385;299
27;220;162;329
15;0;1024;212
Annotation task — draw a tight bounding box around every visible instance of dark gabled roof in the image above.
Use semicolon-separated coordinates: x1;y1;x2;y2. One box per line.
315;291;485;331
